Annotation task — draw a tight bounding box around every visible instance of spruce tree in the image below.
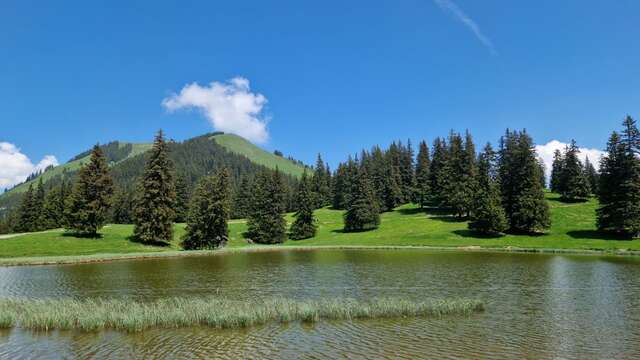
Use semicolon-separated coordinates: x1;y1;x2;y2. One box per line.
182;168;231;250
41;183;68;229
311;154;331;208
110;187;135;224
584;156;598;195
415;140;431;208
174;175;190;223
232;176;253;218
550;149;564;193
498;130;550;233
343;167;380;232
32;179;46;230
442;131;477;218
64;145;114;236
558;140;590;201
289;171;317;240
246;169;287;244
16;184;35;232
399;139;417;202
380;154;403;212
469;144;508;235
429;137;449;206
133;130;176;244
597;116;640;237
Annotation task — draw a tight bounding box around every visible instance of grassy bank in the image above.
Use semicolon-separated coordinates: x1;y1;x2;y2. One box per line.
1;193;639;262
0;297;483;332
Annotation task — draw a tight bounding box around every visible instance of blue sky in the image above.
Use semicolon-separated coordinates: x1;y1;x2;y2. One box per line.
1;0;639;187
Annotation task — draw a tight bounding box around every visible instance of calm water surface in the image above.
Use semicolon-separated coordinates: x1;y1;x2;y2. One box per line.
0;249;639;359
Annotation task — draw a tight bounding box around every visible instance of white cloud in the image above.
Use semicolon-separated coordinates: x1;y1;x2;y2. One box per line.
0;142;59;189
433;0;497;55
162;77;269;144
535;140;605;180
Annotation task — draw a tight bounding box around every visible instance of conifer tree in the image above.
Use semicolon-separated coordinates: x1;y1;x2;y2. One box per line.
415;140;431;208
311;154;332;208
442;131;477;218
232;176;253;219
41;183;68;229
64;145;114;236
332;157;358;210
133;130;176;244
583;156;598;195
343;167;380;232
246;169;287;244
110;187;135;224
399;139;417;202
498;129;550;233
558;140;590;200
429;137;449;206
469;144;508;235
597;116;640;237
182;168;231;250
32;179;46;230
289;171;317;240
550;149;564;193
16;184;35;232
174;175;190;223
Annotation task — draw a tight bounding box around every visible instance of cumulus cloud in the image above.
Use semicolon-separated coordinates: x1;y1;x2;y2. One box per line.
162;77;269;144
433;0;497;55
535;140;605;180
0;142;59;189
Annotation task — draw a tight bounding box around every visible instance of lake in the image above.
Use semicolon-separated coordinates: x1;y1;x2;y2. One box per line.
0;249;639;359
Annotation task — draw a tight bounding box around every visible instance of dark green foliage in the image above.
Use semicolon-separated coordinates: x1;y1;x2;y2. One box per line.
182;168;232;250
174;175;190;223
41;181;70;229
311;154;332;208
15;184;36;233
538;158;547;189
414;140;430;208
133;130;176;244
550;149;563;193
584;156;598;195
557;140;590;200
64;145;114;236
32;179;46;230
498;130;550;233
289;172;317;240
343;168;380;232
441;131;477;218
110;187;135;224
69;141;134;163
597;116;640;237
332;157;358;210
429;137;449;206
398;140;417;202
246;169;287;244
469;144;508;235
232;176;253;219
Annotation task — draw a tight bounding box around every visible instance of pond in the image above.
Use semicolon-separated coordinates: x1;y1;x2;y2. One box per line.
0;249;639;359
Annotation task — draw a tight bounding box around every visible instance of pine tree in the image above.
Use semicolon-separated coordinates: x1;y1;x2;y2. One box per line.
16;184;35;232
311;154;331;208
174;175;190;223
289;171;317;240
182;168;231;250
246;169;287;244
597;116;640;237
380;154;403;212
429;137;449;206
110;187;135;224
32;179;46;230
584;156;598;195
41;183;67;229
550;149;564;193
133;130;176;244
414;140;431;208
64;145;114;236
343;167;380;232
498;130;550;233
469;144;508;235
399;139;417;202
332;157;358;210
558;140;590;201
442;131;477;218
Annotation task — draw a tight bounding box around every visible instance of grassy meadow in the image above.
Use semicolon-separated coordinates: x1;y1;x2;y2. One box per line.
1;193;639;262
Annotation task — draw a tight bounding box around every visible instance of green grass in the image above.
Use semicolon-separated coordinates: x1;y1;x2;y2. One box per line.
212;133;307;177
1;193;640;262
0;297;483;332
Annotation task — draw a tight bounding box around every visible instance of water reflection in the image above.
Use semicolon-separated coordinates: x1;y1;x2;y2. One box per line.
0;249;639;359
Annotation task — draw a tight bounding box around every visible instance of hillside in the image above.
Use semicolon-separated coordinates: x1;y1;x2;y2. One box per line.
211;133;307;177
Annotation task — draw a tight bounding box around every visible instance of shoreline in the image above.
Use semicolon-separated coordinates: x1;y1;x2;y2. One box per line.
1;243;640;267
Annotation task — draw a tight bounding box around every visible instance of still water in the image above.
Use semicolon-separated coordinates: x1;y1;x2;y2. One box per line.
0;249;639;359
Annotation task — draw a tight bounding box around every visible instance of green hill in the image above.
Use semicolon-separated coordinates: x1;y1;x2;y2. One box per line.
212;133;307;177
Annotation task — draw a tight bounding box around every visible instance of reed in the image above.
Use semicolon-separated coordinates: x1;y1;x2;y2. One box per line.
0;297;483;332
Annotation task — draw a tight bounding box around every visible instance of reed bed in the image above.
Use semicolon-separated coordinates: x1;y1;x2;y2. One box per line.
0;297;483;332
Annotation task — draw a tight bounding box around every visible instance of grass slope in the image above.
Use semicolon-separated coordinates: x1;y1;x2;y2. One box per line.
1;194;640;261
212;133;307;177
1;143;152;196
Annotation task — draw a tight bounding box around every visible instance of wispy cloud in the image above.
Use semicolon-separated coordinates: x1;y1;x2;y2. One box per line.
433;0;497;55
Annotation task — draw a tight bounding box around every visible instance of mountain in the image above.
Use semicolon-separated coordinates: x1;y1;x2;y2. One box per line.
0;132;308;213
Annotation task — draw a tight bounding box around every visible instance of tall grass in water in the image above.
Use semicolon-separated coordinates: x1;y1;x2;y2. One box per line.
0;297;483;332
